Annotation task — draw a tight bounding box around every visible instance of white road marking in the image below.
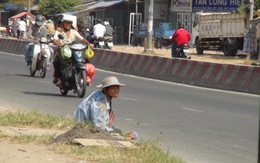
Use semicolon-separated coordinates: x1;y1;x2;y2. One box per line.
181;107;204;113
121;97;137;101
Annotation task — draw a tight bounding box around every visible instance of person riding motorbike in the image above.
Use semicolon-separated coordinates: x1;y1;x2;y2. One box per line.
170;23;191;59
93;19;106;38
24;14;47;68
45;19;55;66
52;15;94;85
103;21;114;37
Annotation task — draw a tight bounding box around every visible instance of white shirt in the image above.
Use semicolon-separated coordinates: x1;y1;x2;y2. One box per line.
93;23;106;38
18;20;26;32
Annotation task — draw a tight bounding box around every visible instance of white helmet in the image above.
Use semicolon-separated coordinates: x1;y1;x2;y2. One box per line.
104;21;109;26
61;14;74;23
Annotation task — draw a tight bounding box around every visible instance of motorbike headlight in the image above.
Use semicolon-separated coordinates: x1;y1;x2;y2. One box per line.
70;43;87;50
40;37;48;43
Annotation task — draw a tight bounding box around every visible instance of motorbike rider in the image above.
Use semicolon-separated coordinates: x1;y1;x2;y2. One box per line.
170;23;191;59
45;19;55;66
93;19;106;39
24;14;47;68
52;15;94;86
103;21;114;37
45;19;55;35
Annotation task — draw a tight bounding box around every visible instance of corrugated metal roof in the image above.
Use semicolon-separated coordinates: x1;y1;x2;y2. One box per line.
67;0;128;16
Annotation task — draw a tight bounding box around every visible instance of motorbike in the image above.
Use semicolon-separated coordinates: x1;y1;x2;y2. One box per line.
30;37;51;78
92;36;105;49
104;36;113;50
18;31;25;39
175;43;191;59
56;34;87;98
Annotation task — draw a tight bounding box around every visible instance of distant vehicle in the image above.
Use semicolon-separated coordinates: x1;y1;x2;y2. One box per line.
131;22;175;49
154;23;175;49
192;12;246;56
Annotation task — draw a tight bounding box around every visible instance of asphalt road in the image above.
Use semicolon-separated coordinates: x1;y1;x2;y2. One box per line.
0;52;259;163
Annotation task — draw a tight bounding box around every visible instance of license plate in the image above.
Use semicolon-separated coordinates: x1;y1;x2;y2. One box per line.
183;49;189;53
99;41;104;46
108;42;113;47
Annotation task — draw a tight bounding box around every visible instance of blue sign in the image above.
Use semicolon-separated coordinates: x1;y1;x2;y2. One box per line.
192;0;241;12
4;3;18;11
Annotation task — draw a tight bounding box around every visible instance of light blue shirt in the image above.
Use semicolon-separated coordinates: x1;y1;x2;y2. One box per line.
73;90;113;132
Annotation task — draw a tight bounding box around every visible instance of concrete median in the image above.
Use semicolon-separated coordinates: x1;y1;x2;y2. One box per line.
92;49;260;95
0;38;259;95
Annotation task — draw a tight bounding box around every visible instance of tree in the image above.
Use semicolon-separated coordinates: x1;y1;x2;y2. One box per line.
38;0;82;16
238;0;260;18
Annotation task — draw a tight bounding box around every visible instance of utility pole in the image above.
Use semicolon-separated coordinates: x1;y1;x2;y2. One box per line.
147;0;154;51
27;0;31;12
249;0;254;20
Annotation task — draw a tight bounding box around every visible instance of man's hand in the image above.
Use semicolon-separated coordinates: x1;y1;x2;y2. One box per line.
89;43;94;48
108;110;115;127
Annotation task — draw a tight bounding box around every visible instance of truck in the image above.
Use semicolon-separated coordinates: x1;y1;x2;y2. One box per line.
192;12;247;56
131;22;175;49
153;23;175;49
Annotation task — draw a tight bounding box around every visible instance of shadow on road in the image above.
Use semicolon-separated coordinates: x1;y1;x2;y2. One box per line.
22;91;78;98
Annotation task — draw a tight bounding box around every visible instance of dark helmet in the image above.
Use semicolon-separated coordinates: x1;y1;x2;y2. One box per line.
35;14;44;26
97;19;102;24
178;23;184;29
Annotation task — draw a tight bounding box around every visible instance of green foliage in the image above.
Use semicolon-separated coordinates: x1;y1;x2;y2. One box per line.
238;0;260;17
38;0;82;15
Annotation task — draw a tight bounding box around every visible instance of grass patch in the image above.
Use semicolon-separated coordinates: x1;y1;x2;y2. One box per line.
0;110;185;163
0;109;76;129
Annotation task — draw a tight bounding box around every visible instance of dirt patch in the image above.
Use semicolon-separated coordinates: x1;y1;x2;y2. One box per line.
49;123;120;145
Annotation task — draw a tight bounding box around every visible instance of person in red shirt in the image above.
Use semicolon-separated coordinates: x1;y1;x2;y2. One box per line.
171;23;191;59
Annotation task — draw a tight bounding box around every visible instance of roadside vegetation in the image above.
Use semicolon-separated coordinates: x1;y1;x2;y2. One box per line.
0;110;184;163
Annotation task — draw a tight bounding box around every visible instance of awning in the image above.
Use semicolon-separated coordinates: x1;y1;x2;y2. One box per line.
65;0;128;17
9;12;36;21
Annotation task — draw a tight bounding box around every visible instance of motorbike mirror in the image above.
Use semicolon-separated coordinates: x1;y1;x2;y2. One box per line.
58;34;64;39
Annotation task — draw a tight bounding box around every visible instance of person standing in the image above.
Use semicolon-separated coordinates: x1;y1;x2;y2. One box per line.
17;18;27;39
73;76;126;133
171;23;191;59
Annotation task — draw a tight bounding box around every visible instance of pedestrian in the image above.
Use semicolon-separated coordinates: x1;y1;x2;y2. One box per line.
171;23;191;59
73;76;126;133
17;17;27;39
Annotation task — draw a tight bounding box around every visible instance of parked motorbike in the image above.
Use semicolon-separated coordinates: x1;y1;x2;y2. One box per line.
8;26;15;37
175;43;191;59
56;34;87;98
104;36;113;50
30;37;51;78
18;31;25;39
